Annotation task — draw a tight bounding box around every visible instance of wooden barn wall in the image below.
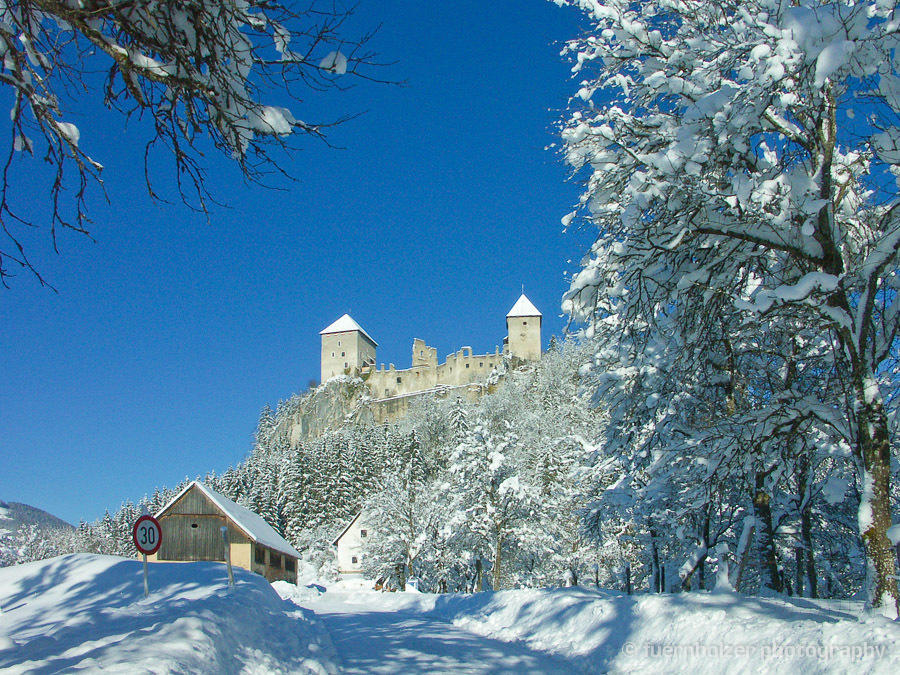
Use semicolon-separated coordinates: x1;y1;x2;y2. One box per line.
165;488;220;516
157;487;248;562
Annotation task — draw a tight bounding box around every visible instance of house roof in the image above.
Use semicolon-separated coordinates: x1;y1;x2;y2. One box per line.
506;293;542;318
331;511;363;546
156;481;301;559
319;314;378;346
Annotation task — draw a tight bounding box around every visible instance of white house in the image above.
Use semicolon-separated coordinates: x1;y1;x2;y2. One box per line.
332;512;371;575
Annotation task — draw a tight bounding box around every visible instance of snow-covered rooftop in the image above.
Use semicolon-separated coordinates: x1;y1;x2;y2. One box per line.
319;314;377;345
506;294;542;318
331;511;363;546
157;482;301;559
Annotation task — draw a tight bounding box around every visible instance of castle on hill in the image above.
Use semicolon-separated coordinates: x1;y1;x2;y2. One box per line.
319;294;542;402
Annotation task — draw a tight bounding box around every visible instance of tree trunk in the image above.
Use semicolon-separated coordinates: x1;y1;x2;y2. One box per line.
491;528;503;591
732;516;755;592
796;450;817;598
855;403;900;614
649;526;661;593
493;533;503;591
475;557;483;592
679;537;708;591
698;514;710;590
798;510;817;598
754;472;782;594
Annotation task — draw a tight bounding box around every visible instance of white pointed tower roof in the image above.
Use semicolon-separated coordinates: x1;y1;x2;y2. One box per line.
320;313;377;345
507;294;542;318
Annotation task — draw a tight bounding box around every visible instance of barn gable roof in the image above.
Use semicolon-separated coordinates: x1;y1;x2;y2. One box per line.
156;481;301;559
331;511;363;546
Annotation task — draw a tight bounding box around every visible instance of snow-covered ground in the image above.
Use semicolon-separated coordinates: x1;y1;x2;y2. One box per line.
282;581;900;674
3;554;898;673
0;554;336;673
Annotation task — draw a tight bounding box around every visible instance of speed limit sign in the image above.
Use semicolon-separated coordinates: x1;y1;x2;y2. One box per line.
133;515;162;556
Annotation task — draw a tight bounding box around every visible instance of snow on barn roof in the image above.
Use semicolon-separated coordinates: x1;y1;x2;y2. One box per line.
506;293;541;318
156;482;301;559
319;314;378;346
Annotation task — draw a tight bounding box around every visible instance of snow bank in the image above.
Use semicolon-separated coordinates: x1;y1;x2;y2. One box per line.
428;588;899;674
0;554;336;674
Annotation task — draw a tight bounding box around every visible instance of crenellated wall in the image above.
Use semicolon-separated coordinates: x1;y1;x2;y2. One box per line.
364;340;505;400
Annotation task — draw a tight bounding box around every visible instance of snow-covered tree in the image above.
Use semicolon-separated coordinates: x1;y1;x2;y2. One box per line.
450;424;534;590
0;0;383;287
555;0;900;612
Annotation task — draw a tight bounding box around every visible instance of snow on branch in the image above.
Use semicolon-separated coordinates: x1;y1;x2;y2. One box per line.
0;0;387;288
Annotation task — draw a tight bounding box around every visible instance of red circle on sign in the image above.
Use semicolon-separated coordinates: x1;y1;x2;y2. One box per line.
133;515;162;555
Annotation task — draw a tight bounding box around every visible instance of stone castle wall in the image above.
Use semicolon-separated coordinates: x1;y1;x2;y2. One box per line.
363;339;506;400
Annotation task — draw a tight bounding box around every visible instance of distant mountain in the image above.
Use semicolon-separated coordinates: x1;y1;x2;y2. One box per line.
0;500;74;535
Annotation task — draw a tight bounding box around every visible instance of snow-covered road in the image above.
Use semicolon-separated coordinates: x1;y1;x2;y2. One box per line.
285;587;575;674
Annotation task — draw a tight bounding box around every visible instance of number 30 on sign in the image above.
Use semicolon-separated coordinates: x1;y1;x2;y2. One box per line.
133;515;162;556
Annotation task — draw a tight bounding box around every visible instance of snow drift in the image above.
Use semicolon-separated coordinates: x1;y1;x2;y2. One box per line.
0;554;336;674
432;588;900;674
288;583;900;674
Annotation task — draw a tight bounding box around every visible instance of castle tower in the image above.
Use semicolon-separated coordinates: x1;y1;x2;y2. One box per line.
506;294;542;362
320;314;377;382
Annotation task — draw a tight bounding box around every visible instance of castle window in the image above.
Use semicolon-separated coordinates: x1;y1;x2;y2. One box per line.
361;529;367;537
480;362;483;367
331;352;335;357
338;341;341;346
466;363;469;368
351;556;358;564
397;376;402;384
420;350;424;356
523;321;527;325
341;351;345;357
345;362;348;368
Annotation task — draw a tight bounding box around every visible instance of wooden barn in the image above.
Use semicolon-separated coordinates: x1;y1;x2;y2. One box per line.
147;481;300;584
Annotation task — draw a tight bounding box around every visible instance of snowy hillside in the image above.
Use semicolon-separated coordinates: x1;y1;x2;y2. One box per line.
0;500;72;534
0;554;336;674
282;582;900;674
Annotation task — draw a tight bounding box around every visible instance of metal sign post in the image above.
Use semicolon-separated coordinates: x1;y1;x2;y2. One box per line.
221;526;235;589
133;515;162;598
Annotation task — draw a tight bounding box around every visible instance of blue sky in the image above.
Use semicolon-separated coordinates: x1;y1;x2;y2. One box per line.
1;1;593;525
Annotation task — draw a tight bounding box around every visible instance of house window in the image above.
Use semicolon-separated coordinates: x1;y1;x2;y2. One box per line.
255;546;266;565
351;556;358;564
360;529;367;537
284;558;296;572
270;552;282;568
